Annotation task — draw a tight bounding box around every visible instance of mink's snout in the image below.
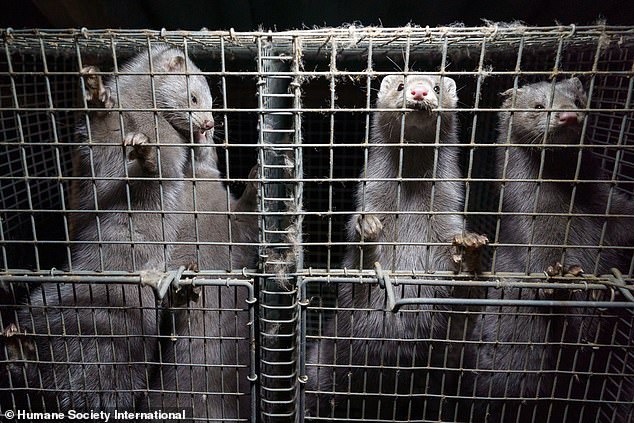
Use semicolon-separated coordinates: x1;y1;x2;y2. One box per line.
201;119;214;131
410;85;429;100
558;111;579;126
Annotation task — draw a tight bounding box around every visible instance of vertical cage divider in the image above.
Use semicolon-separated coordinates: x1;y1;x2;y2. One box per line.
256;35;301;422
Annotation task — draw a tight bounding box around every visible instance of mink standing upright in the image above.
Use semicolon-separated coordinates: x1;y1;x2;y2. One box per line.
460;78;634;422
305;74;486;421
8;46;217;413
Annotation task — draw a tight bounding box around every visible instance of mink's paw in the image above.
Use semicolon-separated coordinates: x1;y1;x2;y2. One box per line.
542;263;585;299
3;323;37;367
545;262;564;278
452;232;489;250
124;132;157;174
355;213;383;242
564;264;584;278
124;132;151;147
80;66;114;108
451;232;489;273
186;261;200;273
560;264;601;301
541;262;564;298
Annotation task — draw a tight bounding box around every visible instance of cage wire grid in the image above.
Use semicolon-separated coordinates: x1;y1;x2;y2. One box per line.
0;26;632;423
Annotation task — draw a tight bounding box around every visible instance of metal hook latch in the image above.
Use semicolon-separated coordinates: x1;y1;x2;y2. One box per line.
375;262;397;312
141;266;186;301
609;268;634;303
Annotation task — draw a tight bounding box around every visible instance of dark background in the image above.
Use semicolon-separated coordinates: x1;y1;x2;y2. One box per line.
1;0;633;30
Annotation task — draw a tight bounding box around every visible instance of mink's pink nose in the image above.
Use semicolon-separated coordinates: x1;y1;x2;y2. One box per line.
202;119;215;131
411;86;428;100
559;112;578;125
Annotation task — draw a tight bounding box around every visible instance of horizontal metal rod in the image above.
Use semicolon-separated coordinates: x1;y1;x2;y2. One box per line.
3;269;629;282
1;141;631;150
1;208;632;220
3;207;634;220
300;276;623;291
3;106;633;113
15;331;248;340
303;360;634;372
0;272;256;283
2;173;633;183
389;297;634;310
3;69;634;77
300;388;632;401
171;276;256;305
2;176;632;185
2;239;632;252
2;25;632;37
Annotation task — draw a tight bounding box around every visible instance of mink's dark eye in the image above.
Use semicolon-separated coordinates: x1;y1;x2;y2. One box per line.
574;98;584;108
191;94;198;105
433;85;440;94
534;104;545;109
397;83;404;91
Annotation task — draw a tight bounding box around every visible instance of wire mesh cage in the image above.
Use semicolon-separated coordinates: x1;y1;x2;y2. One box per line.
0;25;633;423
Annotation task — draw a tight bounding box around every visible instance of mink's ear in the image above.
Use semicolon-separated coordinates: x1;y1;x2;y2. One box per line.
568;77;584;92
500;87;514;98
441;77;456;96
499;87;524;107
500;87;523;99
569;77;588;107
166;55;185;72
380;75;400;93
